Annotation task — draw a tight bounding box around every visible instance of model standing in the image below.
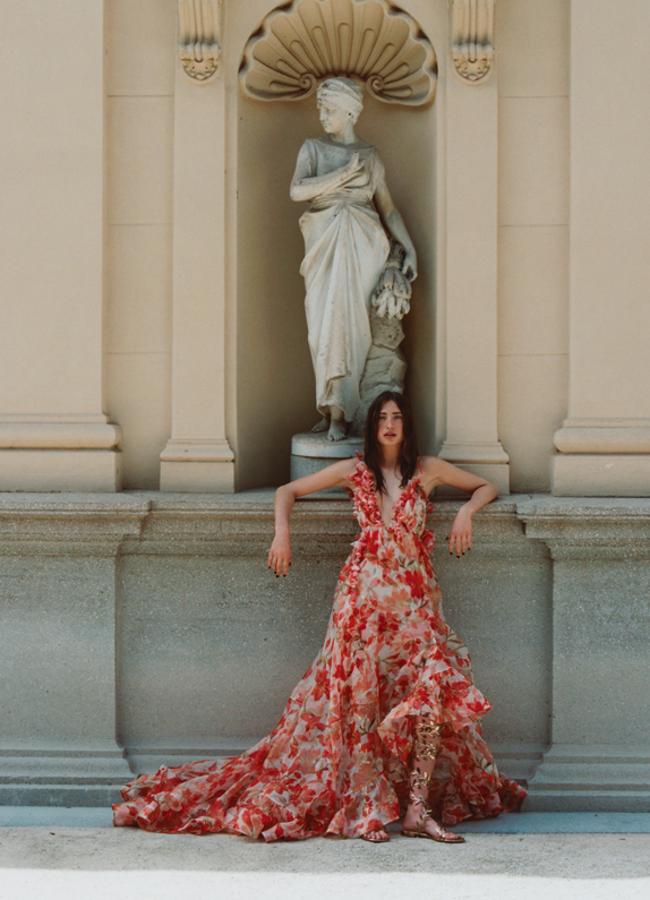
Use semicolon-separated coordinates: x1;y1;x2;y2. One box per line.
112;390;526;842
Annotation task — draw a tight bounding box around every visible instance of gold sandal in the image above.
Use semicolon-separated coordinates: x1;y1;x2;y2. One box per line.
401;717;465;844
361;828;390;843
401;792;465;843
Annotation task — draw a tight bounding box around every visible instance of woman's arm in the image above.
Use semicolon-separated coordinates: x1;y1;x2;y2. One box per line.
289;143;364;204
420;456;498;558
267;457;358;576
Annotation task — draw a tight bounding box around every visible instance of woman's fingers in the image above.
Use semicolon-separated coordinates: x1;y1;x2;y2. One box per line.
448;530;472;557
267;551;292;576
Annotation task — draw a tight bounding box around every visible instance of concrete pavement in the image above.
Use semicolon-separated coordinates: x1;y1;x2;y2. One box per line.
0;811;648;900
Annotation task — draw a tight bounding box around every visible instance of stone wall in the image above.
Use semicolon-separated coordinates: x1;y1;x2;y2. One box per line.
1;492;648;810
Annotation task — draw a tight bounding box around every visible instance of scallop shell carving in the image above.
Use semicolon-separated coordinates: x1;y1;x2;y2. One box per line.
239;0;437;106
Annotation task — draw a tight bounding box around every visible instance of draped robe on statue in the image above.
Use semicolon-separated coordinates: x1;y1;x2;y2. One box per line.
297;137;390;422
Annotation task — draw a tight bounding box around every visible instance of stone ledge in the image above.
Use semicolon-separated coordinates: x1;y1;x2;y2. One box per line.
517;495;650;559
2;491;648;557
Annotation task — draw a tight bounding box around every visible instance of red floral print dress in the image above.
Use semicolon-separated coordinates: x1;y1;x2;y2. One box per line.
112;455;526;840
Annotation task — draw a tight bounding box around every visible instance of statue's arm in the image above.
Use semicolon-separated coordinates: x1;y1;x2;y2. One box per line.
373;161;418;282
290;142;362;203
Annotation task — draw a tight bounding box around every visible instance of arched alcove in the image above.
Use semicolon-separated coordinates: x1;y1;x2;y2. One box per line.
231;0;444;489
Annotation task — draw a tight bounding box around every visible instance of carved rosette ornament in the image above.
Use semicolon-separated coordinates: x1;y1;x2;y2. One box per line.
450;0;495;84
239;0;437;106
178;0;222;82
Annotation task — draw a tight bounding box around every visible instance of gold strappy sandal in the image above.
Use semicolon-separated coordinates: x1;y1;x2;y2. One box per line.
401;717;465;844
361;828;390;843
401;788;465;843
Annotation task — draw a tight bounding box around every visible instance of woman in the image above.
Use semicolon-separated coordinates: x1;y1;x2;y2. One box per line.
290;76;417;441
112;390;526;843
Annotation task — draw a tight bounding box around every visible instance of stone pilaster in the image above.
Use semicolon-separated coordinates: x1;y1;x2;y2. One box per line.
518;496;650;810
439;0;510;493
0;495;150;805
159;1;234;492
0;0;120;491
552;1;650;495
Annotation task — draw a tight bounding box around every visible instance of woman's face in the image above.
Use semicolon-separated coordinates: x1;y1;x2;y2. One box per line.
376;400;404;448
318;100;349;136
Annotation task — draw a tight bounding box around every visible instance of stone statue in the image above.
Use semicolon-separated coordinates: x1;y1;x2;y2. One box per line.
290;77;418;441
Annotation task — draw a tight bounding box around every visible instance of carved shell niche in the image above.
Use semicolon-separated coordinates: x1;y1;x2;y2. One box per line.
239;0;437;106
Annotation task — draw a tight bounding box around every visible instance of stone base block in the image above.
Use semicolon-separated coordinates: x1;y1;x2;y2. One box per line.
0;784;126;807
437;442;511;495
552;454;650;496
291;432;363;496
160;460;235;492
125;740;251;776
524;745;650;812
0;450;121;491
0;746;133;807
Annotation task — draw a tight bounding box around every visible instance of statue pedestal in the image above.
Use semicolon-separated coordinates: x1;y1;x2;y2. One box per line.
291;432;363;496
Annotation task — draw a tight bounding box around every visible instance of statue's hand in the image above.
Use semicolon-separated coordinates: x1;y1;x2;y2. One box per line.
337;152;367;187
343;151;363;174
402;251;418;282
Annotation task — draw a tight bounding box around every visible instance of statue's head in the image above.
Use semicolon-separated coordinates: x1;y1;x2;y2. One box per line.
316;77;364;133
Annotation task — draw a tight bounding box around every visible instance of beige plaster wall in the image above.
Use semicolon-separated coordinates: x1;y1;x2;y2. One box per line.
99;0;571;493
0;0;105;416
496;0;569;491
105;0;175;489
568;0;650;420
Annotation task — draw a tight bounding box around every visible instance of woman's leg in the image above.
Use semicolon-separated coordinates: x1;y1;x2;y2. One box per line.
402;716;465;842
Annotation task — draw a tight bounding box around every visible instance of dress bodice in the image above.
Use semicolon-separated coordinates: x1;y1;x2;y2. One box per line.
346;455;436;574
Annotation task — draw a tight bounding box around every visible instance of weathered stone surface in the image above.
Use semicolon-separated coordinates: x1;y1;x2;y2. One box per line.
517;497;650;809
0;491;649;809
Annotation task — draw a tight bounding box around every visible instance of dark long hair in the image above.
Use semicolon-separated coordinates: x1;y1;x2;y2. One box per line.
363;390;419;495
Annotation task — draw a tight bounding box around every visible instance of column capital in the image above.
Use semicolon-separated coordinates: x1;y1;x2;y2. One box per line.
177;0;222;83
450;0;496;84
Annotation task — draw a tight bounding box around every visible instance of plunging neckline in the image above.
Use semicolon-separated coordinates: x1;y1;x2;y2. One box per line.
360;459;423;528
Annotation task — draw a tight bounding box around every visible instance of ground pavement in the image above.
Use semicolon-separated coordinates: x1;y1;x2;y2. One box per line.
0;809;649;900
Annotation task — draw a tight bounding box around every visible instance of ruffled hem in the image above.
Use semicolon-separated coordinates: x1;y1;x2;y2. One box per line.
369;646;527;826
111;760;403;842
111;654;523;841
376;648;493;767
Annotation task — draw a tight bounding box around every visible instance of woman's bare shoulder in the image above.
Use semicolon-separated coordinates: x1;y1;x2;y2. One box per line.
416;455;442;491
417;455;442;474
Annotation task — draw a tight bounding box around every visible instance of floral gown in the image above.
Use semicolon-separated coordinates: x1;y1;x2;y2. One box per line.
112;456;526;840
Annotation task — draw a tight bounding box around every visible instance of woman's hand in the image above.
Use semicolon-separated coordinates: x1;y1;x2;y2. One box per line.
267;533;292;577
447;506;473;558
